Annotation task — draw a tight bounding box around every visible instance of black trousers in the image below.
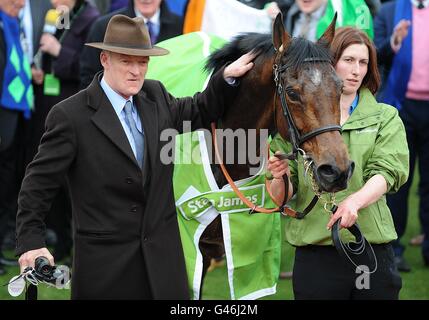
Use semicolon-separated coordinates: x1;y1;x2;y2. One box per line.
0;112;26;245
387;98;429;260
292;244;402;300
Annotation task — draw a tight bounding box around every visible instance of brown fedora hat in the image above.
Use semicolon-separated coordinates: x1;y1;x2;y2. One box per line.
85;14;169;56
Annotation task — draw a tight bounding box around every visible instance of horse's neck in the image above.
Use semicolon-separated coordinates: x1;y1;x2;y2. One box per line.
213;72;275;183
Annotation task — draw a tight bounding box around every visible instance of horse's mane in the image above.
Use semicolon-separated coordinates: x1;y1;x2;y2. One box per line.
206;33;333;74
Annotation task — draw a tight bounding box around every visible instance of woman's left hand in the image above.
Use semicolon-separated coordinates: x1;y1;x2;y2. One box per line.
326;196;360;230
39;34;61;57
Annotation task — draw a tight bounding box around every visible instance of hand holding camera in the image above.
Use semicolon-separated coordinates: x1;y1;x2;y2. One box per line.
18;247;53;272
7;253;71;297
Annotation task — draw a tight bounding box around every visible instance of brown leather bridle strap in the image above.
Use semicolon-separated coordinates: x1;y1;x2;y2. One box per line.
211;122;298;216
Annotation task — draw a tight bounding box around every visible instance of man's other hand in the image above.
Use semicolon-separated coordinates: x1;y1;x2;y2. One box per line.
18;247;54;274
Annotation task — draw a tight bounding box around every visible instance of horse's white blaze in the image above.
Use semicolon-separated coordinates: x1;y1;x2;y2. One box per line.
310;69;322;86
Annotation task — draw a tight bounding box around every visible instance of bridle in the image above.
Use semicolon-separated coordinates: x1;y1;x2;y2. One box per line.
272;54;342;160
259;52;343;219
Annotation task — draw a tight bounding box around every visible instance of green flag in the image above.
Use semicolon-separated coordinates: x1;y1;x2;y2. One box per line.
146;32;226;97
317;0;374;39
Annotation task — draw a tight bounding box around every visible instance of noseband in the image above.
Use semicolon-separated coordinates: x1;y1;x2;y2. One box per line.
273;56;342;160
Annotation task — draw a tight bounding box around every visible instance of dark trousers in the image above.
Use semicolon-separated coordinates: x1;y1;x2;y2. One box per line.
387;98;429;260
292;244;402;300
0;112;26;247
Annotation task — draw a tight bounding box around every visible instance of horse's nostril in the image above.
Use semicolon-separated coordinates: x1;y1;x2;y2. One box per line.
317;164;340;182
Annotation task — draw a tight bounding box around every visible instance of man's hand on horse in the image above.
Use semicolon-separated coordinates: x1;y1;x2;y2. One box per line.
326;195;360;230
268;152;291;179
223;51;257;79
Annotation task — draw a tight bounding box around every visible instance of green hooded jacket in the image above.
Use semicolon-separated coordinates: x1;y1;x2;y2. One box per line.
272;88;409;246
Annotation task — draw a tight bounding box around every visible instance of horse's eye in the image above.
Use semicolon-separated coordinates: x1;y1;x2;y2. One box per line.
286;89;300;101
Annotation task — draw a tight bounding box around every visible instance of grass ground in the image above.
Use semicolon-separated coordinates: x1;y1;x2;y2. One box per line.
0;172;428;300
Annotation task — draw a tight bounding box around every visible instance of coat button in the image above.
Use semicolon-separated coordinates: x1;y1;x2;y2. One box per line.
125;177;133;184
130;205;138;213
143;237;148;242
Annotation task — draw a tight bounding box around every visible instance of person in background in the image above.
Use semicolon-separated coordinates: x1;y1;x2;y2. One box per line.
165;0;188;16
109;0;128;12
282;0;374;42
88;0;110;14
0;0;53;270
80;0;183;89
236;0;293;18
268;27;408;299
374;0;429;272
89;0;128;15
0;0;30;275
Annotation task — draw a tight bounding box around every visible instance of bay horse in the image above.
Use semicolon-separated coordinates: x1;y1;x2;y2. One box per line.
195;14;354;298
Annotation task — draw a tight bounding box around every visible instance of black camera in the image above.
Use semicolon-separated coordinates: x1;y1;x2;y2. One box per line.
34;256;70;287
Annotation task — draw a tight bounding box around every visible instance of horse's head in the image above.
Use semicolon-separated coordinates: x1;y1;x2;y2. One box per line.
206;16;353;192
272;14;354;193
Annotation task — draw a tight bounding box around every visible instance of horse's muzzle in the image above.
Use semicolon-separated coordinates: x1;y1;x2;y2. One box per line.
315;161;355;193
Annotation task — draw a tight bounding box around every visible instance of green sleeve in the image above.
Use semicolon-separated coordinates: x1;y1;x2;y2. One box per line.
363;106;409;193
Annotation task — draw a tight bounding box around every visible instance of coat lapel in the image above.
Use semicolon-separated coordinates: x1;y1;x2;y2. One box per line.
88;74;139;167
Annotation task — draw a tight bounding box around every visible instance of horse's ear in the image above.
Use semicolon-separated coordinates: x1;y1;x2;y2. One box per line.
317;12;337;47
272;12;291;53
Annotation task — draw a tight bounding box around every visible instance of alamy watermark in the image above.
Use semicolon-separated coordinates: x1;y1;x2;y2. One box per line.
54;5;71;30
355;265;370;290
160;121;270;176
355;6;371;31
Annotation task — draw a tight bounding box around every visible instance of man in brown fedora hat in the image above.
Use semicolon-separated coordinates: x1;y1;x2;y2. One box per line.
80;0;183;88
15;14;255;299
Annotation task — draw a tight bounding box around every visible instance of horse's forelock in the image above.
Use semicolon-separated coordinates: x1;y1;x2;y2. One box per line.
281;38;333;73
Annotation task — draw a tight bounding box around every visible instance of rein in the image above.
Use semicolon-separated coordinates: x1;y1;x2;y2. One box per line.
210;122;295;216
210;122;320;219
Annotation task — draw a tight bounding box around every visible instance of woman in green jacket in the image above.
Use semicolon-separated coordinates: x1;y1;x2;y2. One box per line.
268;27;409;299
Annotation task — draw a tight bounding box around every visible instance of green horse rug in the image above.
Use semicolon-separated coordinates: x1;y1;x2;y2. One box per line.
146;32;281;300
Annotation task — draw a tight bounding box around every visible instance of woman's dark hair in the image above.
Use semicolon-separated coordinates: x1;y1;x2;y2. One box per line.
331;27;381;95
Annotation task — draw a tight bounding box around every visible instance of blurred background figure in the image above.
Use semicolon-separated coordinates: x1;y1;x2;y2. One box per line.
0;0;52;270
80;0;183;88
410;233;424;246
89;0;128;15
281;0;374;42
109;0;129;12
21;0;53;68
183;0;290;40
0;0;29;275
28;0;99;264
235;0;292;15
374;0;429;272
165;0;188;16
